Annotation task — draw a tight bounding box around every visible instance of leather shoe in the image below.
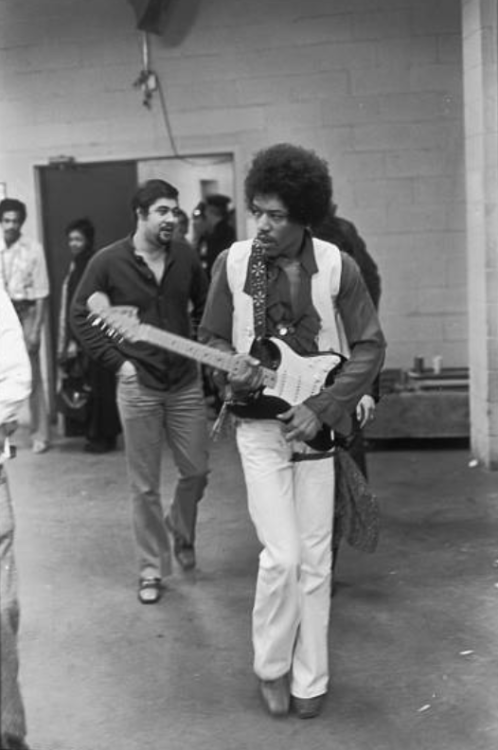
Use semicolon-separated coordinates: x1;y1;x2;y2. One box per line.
164;515;196;571
32;439;49;454
138;577;163;604
175;545;196;571
259;677;290;717
291;693;326;719
84;437;117;454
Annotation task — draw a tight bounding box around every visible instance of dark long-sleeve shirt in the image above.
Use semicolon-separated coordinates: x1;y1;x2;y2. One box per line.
199;237;386;435
205;219;236;277
70;236;209;392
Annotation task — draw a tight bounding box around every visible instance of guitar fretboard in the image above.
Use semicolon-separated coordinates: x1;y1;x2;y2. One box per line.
140;324;277;387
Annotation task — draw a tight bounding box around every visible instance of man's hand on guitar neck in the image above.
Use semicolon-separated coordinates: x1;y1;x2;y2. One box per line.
228;353;264;398
277;404;322;444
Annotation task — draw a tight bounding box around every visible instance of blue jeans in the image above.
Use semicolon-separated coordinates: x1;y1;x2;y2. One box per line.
117;374;209;580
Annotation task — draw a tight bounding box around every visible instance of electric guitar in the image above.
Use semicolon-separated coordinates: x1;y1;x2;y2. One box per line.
87;292;345;451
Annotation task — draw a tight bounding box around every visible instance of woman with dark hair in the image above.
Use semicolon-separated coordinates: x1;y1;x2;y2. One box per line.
57;218;121;452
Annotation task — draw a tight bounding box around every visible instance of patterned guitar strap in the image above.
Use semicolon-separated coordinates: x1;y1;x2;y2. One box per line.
211;237;268;440
248;235;268;340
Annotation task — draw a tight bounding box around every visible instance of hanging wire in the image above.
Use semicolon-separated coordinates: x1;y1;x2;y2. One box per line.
134;32;232;167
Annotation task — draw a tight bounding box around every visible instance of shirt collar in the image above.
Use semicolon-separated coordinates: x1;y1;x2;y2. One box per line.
128;234;176;261
273;229;318;276
0;234;25;253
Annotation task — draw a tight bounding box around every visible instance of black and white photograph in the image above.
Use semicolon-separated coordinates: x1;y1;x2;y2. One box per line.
0;1;497;749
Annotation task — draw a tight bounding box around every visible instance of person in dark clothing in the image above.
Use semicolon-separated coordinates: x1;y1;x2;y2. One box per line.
313;203;381;475
70;180;210;604
173;209;190;242
194;194;236;280
204;194;236;277
313;204;380;308
193;195;237;413
312;204;382;585
191;200;206;247
58;217;121;452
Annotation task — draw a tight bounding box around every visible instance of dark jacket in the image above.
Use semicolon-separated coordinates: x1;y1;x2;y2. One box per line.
205;219;236;278
313;214;381;309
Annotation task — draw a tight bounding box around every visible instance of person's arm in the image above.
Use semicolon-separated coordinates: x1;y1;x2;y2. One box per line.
24;239;50;352
349;233;382;405
304;253;386;434
0;289;31;432
24;297;46;353
70;252;127;373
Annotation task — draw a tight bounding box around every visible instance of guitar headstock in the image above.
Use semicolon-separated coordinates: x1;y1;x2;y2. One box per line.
87;292;142;343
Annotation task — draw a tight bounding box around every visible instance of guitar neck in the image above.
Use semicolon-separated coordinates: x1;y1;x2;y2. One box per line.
139;325;276;386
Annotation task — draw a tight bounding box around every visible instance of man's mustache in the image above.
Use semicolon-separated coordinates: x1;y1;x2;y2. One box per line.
257;233;277;247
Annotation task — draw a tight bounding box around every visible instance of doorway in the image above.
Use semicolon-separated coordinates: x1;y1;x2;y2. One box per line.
37;152;236;411
37;160;138;407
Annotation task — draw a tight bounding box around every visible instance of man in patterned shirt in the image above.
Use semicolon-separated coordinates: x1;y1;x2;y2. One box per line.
0;199;50;454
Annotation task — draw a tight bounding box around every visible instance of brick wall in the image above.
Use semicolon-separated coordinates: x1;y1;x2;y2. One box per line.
0;0;465;369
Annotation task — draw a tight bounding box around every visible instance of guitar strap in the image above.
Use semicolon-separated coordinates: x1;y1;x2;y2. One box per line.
248;236;268;338
211;237;267;441
248;238;336;459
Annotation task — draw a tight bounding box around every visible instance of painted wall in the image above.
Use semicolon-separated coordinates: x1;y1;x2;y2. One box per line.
0;0;465;369
462;0;498;465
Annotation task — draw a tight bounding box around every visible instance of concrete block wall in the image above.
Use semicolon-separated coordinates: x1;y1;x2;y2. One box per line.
0;0;465;369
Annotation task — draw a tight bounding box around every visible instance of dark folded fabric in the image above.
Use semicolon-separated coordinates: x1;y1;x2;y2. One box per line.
334;446;380;553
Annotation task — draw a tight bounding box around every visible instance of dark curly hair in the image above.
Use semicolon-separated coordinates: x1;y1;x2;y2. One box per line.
244;143;332;227
65;217;95;248
132;179;179;216
0;198;27;224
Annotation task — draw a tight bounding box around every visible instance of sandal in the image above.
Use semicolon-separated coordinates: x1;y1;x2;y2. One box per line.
138;577;163;605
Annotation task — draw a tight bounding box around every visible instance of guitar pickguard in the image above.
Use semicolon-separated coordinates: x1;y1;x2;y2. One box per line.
228;337;345;451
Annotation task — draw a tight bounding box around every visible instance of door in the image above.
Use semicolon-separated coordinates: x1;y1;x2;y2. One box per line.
38;160;138;408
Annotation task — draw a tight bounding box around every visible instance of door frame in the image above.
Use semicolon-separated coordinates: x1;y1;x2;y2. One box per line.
33;146;242;421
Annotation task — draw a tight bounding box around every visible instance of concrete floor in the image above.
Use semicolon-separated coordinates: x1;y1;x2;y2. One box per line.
6;427;498;750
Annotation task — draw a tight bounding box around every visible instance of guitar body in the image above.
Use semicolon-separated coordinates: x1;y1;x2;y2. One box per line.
228;337;345;451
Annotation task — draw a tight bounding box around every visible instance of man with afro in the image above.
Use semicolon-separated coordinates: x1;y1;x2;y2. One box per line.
200;143;385;719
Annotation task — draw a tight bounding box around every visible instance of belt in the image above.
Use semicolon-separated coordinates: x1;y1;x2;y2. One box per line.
291;448;336;462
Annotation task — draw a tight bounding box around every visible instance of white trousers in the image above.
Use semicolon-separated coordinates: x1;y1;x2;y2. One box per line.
236;420;335;699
